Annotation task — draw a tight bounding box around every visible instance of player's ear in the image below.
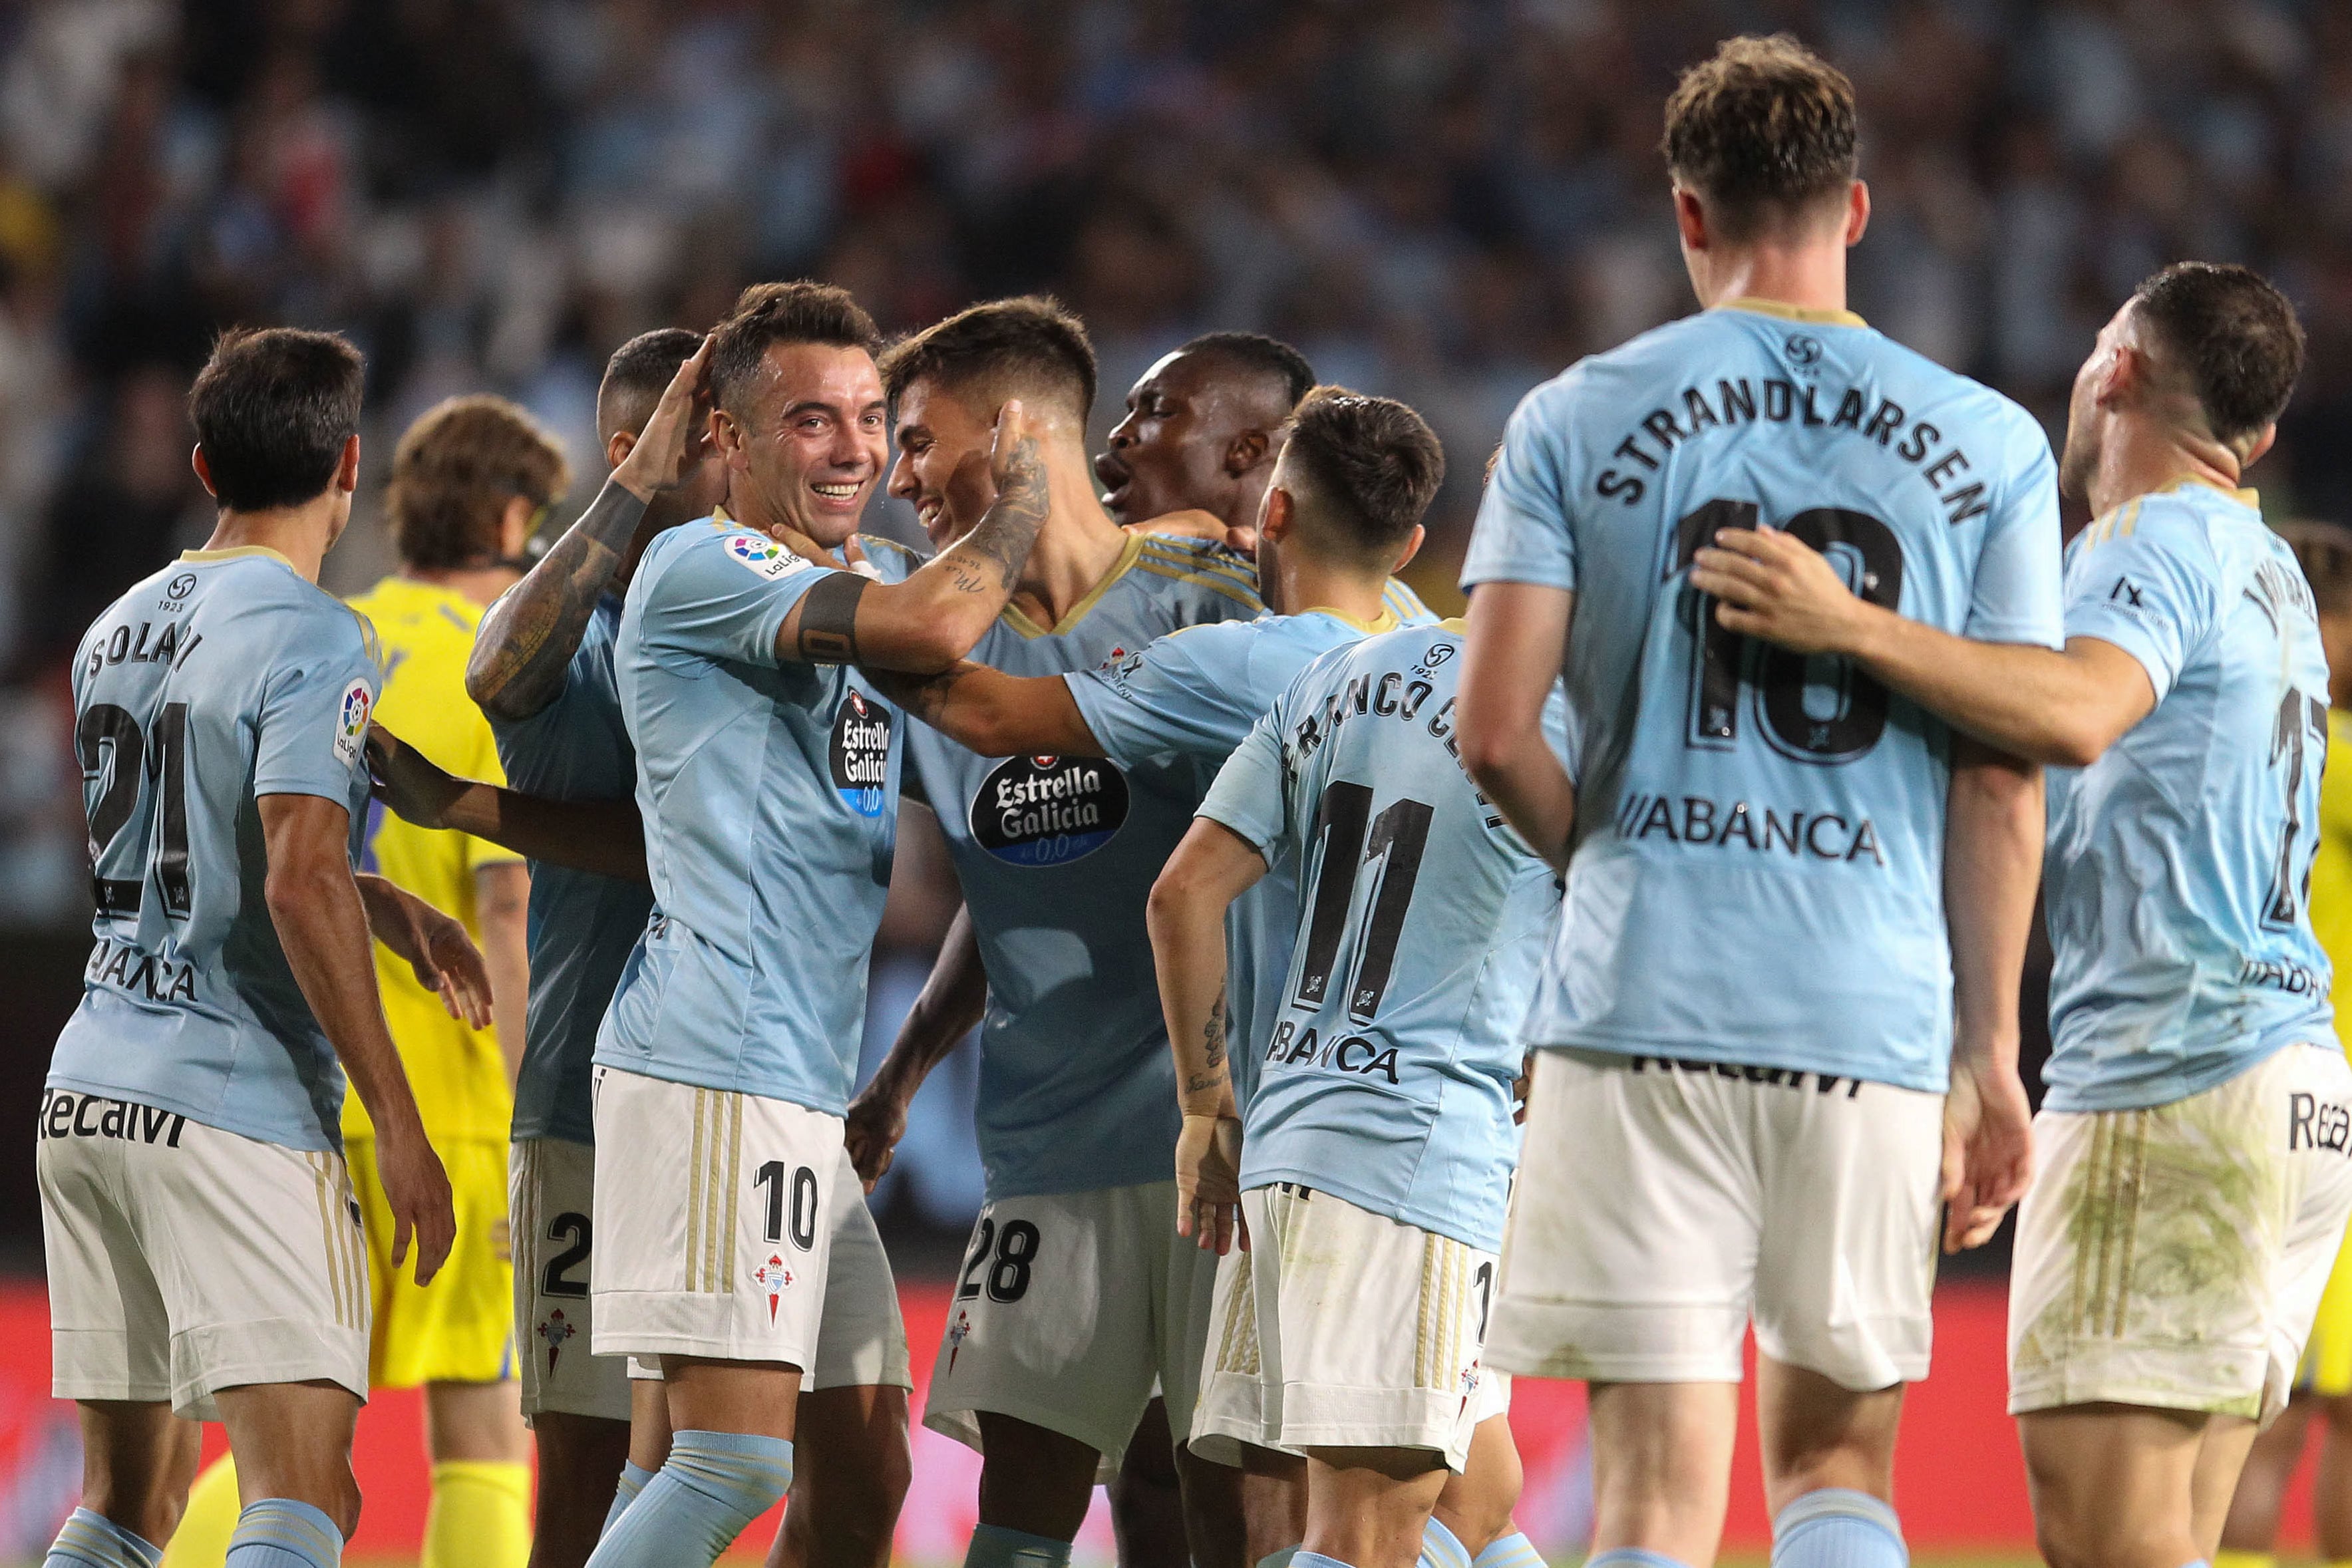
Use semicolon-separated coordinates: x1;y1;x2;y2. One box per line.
2241;422;2279;470
334;434;361;494
709;404;743;460
607;429;636;471
1391;523;1426;575
1842;180;1870;247
1226;428;1270;478
1671;186;1709;252
190;446;217;500
1260;485;1293;543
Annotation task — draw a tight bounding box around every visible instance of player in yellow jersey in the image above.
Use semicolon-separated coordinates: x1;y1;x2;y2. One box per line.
2218;519;2352;1568
164;395;562;1568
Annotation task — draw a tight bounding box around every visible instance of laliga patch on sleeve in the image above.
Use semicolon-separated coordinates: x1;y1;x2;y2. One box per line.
335;679;375;768
725;532;813;581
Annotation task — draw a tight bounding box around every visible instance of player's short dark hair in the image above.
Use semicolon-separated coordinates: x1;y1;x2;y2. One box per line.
187;327;365;512
879;296;1096;423
2277;521;2352;617
1278;386;1446;561
599;327;703;441
1176;331;1316;411
1661;35;1858;241
2130;262;2305;447
707;281;880;418
387;395;570;570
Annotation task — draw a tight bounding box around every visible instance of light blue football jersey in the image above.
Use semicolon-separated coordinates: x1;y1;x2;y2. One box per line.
904;532;1261;1198
1459;300;2063;1093
595;522;912;1115
1067;601;1437;1104
1200;621;1555;1251
2043;482;2335;1111
489;593;652;1146
50;548;382;1152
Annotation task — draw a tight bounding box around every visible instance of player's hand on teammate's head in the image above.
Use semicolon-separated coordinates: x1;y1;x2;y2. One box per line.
365;724;459;831
1688;526;1869;658
1941;1052;2034;1253
379;1130;457;1286
1175;1112;1246;1256
612;337;716;499
842;1082;910;1195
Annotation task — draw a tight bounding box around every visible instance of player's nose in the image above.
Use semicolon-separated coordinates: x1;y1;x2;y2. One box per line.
885;447;917;500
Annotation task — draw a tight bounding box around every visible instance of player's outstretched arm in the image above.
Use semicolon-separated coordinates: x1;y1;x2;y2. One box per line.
772;400;1051;674
1147;818;1265;1256
353;871;496;1030
473;862;532;1082
866;661;1101;758
1940;737;2042;1253
844;903;987;1193
1458;581;1579;871
367;726;648;884
259;794;456;1285
468;339;713;721
1692;528;2155;766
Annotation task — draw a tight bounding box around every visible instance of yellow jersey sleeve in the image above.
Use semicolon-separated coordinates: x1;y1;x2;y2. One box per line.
2311;710;2352;1054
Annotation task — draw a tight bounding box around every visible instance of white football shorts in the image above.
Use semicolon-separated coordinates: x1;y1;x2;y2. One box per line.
41;1089;370;1421
1190;1183;1507;1473
925;1179;1218;1479
1488;1048;1945;1390
2009;1040;2352;1423
589;1067;840;1368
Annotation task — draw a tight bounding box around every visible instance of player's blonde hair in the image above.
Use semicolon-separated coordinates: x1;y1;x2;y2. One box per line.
387;395;570;570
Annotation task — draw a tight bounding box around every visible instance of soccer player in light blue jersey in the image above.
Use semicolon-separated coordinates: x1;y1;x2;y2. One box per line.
837;298;1263;1568
576;283;1057;1568
1450;37;2056;1568
39;328;486;1568
1146;612;1555;1568
1692;262;2349;1568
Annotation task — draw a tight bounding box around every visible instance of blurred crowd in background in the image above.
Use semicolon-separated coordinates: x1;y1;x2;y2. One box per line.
3;0;2351;1225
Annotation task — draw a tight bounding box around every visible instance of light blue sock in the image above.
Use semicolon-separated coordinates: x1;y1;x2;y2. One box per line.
1472;1532;1546;1568
223;1499;342;1568
1770;1489;1906;1568
1421;1517;1472;1568
964;1523;1075;1568
586;1429;792;1567
1295;1554;1359;1568
1587;1551;1691;1568
44;1508;161;1568
602;1459;656;1539
1258;1551;1301;1568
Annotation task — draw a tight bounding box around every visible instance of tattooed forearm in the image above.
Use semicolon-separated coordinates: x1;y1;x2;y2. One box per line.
1202;984;1228;1070
940;432;1048;592
867;663;975;728
468;480;650;721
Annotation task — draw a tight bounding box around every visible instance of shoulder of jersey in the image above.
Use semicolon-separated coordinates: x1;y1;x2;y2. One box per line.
1132;533;1263;611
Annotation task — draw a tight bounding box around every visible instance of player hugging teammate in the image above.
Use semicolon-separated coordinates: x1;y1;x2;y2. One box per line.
31;26;2352;1568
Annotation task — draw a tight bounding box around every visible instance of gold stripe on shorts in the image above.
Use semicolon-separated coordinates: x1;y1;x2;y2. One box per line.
719;1092;742;1295
686;1089;709;1291
2071;1110;2149;1339
1214;1260;1261;1378
311;1154;347;1329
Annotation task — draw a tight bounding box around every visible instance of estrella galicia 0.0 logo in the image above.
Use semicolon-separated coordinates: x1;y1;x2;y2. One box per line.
969;754;1130;866
830;689;892;817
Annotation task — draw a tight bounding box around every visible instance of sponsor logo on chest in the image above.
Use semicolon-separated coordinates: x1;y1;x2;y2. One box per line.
830;689;892;818
969;754;1130;866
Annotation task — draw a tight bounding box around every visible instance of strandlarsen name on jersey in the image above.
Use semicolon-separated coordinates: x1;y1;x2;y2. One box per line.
1594;370;1993;524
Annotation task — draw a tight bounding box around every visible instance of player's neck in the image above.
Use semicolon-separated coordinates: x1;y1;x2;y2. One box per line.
1278;555;1390;626
1693;241;1849;317
1007;446;1127;631
199;499;339;583
2089;417;2247;519
402;563;522;607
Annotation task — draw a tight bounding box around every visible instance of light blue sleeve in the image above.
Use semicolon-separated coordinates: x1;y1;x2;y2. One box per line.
2060;506;2219;706
1197;705;1291;860
1961;410;2065;648
644;529;838;668
1460;379;1579;593
252;606;379;804
1065;622;1260;766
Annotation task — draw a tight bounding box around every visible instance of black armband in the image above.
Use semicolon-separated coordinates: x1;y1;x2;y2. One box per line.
796;570;868;663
